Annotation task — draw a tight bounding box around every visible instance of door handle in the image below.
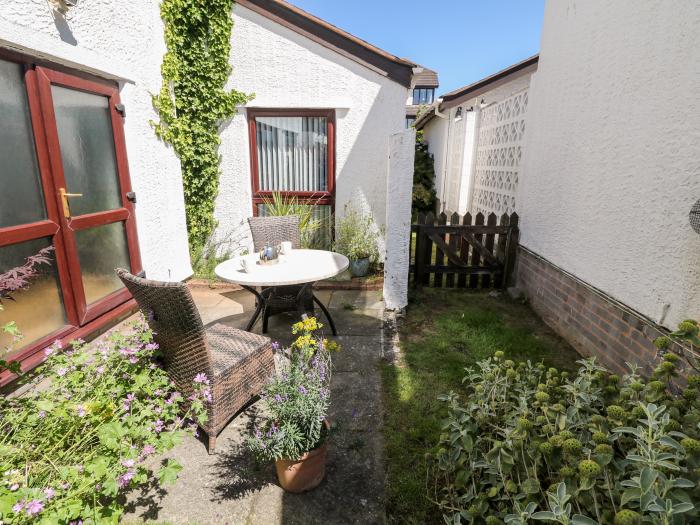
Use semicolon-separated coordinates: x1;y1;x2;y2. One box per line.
59;187;83;218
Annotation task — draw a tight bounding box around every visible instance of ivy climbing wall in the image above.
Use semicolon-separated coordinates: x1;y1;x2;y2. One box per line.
470;88;529;217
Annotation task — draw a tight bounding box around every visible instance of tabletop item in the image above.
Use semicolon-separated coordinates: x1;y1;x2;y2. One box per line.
215;249;350;335
241;254;256;273
280;241;293;255
259;243;280;265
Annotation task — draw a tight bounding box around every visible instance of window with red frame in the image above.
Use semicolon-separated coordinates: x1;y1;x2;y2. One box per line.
248;109;334;247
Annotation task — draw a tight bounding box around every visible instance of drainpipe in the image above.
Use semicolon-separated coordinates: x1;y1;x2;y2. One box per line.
434;97;447;119
432;98;450;212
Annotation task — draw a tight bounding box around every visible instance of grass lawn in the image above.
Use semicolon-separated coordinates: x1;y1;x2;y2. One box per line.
381;288;582;524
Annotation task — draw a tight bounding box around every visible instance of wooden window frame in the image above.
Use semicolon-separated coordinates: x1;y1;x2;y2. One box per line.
0;50;140;381
247;108;335;215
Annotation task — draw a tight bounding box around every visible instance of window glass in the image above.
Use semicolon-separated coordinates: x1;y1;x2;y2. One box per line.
51;85;122;215
255;116;328;192
0;59;47;228
75;222;130;306
0;238;67;353
257;204;332;250
413;88;435;105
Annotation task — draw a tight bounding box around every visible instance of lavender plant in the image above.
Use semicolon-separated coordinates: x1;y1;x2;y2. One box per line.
431;351;700;525
0;317;208;524
247;317;334;462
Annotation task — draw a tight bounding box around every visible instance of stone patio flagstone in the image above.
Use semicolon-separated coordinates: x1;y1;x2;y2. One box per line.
122;288;389;525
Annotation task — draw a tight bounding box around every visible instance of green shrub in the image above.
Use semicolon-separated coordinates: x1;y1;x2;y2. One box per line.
0;319;207;524
431;352;700;524
334;202;380;262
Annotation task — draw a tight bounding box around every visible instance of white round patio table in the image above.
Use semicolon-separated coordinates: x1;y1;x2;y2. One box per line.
214;249;349;335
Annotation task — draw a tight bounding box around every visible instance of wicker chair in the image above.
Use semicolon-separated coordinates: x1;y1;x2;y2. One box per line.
247;215;313;331
116;268;275;454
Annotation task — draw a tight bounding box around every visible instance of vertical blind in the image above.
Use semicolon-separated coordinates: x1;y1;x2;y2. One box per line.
255;116;328;192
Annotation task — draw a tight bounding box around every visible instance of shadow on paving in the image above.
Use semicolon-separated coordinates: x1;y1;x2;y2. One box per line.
123;289;388;525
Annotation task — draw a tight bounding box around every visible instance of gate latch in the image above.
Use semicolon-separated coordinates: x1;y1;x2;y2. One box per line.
115;103;126;117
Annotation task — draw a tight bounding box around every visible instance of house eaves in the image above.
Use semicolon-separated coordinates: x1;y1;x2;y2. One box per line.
415;54;539;129
237;0;416;87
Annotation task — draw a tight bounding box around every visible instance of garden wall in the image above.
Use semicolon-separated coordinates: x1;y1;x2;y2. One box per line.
516;247;669;375
214;3;408;256
518;0;700;331
0;0;193;282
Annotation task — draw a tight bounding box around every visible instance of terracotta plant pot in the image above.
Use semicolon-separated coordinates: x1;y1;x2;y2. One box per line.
275;421;330;493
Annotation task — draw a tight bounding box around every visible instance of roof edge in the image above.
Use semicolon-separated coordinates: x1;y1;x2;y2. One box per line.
236;0;416;87
415;54;539;129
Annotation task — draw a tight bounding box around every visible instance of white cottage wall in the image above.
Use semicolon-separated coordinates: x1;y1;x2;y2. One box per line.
519;0;700;329
1;0;192;281
422;115;448;212
215;5;408;256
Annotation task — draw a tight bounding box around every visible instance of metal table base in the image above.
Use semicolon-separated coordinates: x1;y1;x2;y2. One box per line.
241;283;338;336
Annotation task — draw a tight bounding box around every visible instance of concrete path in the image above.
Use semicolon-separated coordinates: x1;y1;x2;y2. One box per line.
123;288;388;525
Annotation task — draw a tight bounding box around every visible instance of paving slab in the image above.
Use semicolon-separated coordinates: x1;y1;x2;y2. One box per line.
123;287;387;525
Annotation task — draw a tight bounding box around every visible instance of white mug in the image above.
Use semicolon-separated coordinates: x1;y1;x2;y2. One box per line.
241;255;256;273
280;241;292;255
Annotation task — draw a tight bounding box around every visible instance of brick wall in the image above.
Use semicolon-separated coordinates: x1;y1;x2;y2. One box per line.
516;246;670;375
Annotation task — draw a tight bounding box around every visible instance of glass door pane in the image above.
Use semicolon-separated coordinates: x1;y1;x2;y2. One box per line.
0;238;67;354
75;222;131;306
0;59;46;227
51;85;122;215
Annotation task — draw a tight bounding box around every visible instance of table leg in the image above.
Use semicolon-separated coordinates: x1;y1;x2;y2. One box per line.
313;292;338;336
241;285;265;332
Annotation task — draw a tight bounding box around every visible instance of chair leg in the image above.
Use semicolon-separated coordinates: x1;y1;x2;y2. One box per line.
207;433;217;455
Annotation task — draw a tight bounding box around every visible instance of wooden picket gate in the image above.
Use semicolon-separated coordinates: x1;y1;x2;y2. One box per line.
410;212;519;289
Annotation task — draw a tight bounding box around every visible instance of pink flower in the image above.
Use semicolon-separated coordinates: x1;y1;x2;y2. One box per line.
26;499;44;516
10;483;19;491
142;444;156;456
96;366;105;375
194;373;210;385
121;459;135;468
56;367;68;377
12;501;24;513
43;487;55;500
153;419;164;432
117;470;135;488
38;410;46;419
76;405;86;417
128;356;138;364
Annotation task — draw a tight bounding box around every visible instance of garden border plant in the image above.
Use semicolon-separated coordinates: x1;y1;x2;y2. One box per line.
0;317;209;524
152;0;253;256
430;321;700;525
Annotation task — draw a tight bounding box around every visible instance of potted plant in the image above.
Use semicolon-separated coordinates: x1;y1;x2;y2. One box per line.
334;203;380;277
247;317;335;492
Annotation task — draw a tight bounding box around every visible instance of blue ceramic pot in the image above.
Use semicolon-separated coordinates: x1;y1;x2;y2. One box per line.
349;257;370;277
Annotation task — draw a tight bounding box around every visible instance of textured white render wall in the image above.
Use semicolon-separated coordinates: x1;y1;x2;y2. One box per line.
0;0;192;281
519;0;700;328
384;129;416;310
425;71;534;216
214;5;408;255
422;115;448;211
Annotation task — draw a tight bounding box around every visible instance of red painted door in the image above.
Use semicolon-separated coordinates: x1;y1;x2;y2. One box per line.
0;56;141;375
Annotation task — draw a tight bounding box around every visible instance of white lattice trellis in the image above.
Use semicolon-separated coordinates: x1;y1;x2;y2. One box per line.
470;89;529;216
